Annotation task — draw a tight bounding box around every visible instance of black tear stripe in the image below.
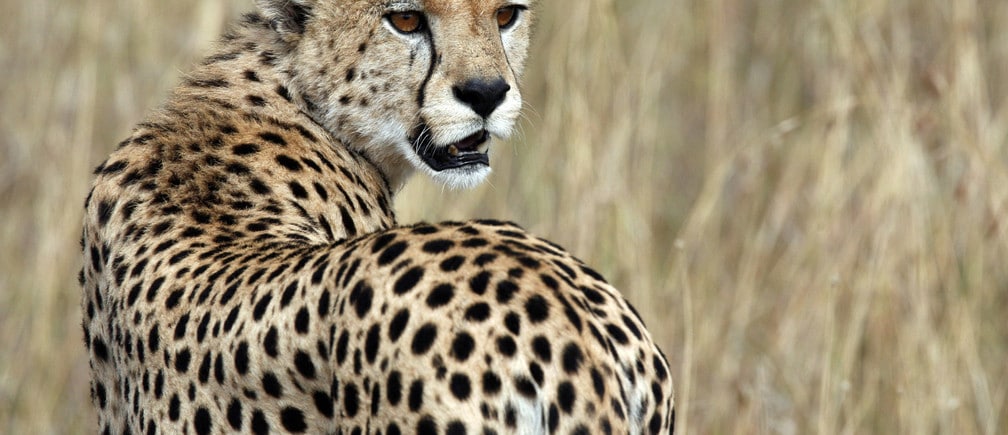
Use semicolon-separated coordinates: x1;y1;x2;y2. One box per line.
416;27;439;109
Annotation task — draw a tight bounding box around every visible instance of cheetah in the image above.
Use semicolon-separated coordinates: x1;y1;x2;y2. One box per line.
80;0;675;434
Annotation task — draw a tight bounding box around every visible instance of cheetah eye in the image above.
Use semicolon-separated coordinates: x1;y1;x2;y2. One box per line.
386;11;425;34
496;5;524;29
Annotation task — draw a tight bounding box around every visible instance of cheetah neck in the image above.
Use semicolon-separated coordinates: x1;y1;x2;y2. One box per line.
90;15;398;249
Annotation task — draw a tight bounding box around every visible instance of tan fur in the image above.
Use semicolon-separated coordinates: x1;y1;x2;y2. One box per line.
81;1;673;434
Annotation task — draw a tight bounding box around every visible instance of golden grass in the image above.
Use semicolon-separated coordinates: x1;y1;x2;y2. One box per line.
2;0;1006;432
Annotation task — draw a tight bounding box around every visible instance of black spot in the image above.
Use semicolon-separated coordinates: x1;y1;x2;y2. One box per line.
91;337;109;361
446;420;467;435
168;394;181;420
312;183;329;201
605;323;630;344
280;407;308;432
425;283;455;308
223;304;241;332
230;143;260;157
525;295;550;323
295;307;310;333
280;282;298;307
371;232;397;252
259;131;287;145
344;383;360;417
439;255;465;272
422;239;454;253
462;237;488;247
313;390;334;418
193;407;212;435
364;323;381;363
225;161;250;174
450;332;475;362
496;280;519;303
276;85;292;102
251;410;269;434
463;302;490;322
653;354;669;382
496;336;516;356
247;95;266;106
450;373;471;400
97;200;114;226
590;367;605;397
175;348;191;373
378;241;408;266
188;77;229;88
154;371;165;399
262;372;283;397
147;323;160;352
411;323;437;355
408;380;424;411
253;294;273;321
289;181;308;198
250;178;271;194
276;154;303;171
227;398;242;429
235;341;249;374
198;352;211;383
557;381;578;414
514;376;537;398
335;330;349;365
504;312;520;335
530;362;544;385
350;281;374;318
94;381;107;408
294;351;316;379
622;314;644;340
649;412;663;434
388;309;410;342
100;160;128;174
469;271;490;295
474;253;497;266
339;206;357;235
417;416;437;435
387;370;403;405
562;343;583;374
531;336;552;362
482;371;501;395
581;286;607;305
393;266;424;295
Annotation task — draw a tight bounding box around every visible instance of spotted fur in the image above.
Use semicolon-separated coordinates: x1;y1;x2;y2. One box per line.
81;1;674;433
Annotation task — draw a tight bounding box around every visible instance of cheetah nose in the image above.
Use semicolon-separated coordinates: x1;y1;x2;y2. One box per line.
452;77;510;119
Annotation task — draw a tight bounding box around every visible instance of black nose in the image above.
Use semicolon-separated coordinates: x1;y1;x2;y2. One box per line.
452;78;511;118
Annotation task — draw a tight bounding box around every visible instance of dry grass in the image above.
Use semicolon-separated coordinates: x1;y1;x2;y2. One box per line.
2;0;1007;433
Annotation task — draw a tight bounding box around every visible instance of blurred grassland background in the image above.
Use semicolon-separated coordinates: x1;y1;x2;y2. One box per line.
1;0;1007;433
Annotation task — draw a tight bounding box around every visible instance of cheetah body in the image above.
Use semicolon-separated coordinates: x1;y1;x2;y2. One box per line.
81;1;674;433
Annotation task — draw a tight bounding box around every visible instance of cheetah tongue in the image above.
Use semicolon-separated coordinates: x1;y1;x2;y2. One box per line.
417;130;490;171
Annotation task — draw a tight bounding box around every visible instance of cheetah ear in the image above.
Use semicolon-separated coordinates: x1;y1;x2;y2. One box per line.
254;0;314;41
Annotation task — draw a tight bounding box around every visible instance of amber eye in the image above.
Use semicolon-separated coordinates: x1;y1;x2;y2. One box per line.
496;6;521;29
387;12;424;33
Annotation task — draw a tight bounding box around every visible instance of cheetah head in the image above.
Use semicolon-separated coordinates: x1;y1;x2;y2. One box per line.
257;0;534;190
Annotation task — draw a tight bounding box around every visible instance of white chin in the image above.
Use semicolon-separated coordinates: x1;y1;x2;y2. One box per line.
426;164;491;190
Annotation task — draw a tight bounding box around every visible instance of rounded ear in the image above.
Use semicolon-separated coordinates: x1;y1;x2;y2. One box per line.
254;0;314;40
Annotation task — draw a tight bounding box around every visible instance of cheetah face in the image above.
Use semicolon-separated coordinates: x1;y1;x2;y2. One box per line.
260;0;534;190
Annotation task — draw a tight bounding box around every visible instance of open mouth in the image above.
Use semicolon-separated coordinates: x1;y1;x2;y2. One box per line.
412;126;490;171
